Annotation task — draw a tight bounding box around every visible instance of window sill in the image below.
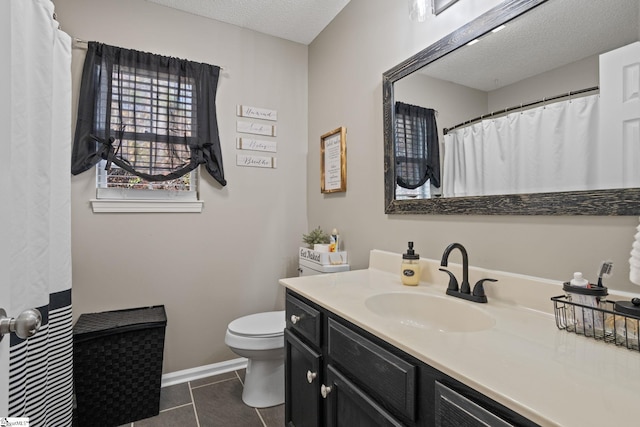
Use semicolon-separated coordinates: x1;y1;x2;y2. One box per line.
90;199;204;213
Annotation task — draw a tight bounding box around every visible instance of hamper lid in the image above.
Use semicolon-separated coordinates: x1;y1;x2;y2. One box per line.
228;311;285;337
73;305;167;341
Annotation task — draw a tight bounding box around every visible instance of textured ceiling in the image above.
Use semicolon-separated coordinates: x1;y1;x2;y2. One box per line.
145;0;351;45
423;0;640;91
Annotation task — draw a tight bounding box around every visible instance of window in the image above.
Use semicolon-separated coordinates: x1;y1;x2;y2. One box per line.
96;161;198;200
394;102;441;196
395;181;431;199
96;64;197;202
71;42;225;212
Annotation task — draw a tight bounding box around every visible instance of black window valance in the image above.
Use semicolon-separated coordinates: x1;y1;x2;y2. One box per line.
71;42;226;186
395;102;440;189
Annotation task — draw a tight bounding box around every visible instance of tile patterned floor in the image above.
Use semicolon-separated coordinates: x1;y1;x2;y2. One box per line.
118;369;284;427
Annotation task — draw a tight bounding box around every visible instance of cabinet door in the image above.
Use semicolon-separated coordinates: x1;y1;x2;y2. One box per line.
327;318;416;420
285;329;322;427
435;381;514;427
324;365;404;427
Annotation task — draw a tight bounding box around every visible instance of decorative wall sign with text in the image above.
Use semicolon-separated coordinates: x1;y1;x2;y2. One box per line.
235;105;278;170
237;120;277;137
236;154;277;169
321;127;347;193
236;137;277;153
236;105;278;122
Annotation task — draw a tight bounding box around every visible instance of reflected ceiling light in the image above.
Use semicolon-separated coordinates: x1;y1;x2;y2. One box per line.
409;0;429;22
467;24;506;47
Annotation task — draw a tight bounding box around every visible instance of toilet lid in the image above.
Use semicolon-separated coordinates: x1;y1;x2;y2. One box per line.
228;310;285;337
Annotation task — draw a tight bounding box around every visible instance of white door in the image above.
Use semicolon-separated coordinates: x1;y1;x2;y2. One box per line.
598;41;640;189
0;0;73;424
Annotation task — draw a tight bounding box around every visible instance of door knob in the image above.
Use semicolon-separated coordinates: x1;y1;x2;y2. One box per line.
321;384;332;398
0;308;42;342
306;370;317;383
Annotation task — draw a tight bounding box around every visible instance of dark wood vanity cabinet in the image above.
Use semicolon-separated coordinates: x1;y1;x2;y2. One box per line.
285;289;539;427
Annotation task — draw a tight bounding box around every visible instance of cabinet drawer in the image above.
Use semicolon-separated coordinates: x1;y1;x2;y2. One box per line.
435;381;514;427
327;318;416;420
286;292;322;347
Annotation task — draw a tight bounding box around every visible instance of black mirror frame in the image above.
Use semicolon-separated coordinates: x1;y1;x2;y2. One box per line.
382;0;640;215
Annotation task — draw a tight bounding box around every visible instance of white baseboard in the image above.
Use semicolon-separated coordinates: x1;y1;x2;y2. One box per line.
161;357;248;388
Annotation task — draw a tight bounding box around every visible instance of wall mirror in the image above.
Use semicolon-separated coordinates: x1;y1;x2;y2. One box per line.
383;0;640;215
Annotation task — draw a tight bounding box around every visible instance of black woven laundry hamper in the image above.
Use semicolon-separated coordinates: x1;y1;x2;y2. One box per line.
73;305;167;427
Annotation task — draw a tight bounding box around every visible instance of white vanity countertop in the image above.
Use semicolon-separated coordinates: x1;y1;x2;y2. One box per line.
279;250;640;427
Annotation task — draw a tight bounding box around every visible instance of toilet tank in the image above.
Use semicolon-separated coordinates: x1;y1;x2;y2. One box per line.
298;258;350;276
298;247;350;276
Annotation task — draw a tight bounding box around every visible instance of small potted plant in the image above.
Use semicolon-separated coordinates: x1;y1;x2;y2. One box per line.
302;226;331;251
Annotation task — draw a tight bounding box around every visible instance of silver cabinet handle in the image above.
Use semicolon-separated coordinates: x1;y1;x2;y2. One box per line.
306;370;317;383
0;308;42;342
290;314;301;324
321;384;332;398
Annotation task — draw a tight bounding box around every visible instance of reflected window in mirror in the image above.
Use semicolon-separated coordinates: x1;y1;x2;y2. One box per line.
394;102;441;200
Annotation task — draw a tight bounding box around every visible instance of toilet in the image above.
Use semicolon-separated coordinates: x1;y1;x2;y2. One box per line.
224;310;285;408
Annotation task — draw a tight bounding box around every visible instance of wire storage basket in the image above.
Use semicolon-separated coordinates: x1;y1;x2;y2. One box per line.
552;288;640;351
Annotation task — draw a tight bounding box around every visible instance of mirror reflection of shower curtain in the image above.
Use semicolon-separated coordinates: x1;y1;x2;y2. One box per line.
442;95;600;197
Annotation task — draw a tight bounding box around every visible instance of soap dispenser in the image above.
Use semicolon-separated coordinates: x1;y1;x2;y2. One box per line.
401;242;421;286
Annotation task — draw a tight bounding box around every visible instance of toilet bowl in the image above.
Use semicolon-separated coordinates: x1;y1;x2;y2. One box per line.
224;310;285;408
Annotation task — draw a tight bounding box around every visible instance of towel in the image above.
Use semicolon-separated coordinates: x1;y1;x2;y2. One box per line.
630;217;640;286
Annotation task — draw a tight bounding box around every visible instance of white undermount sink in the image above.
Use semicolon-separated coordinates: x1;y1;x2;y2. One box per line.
365;292;496;332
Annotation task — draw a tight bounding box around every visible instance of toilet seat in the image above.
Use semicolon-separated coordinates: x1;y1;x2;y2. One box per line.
227;310;285;338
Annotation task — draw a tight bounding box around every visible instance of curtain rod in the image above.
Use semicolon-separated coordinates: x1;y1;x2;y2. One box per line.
70;37;226;71
443;86;599;135
72;38;87;49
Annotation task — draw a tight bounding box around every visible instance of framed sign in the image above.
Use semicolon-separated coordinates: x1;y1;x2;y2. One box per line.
320;127;347;193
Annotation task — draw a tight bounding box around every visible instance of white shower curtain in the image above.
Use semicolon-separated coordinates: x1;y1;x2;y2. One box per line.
0;0;73;425
442;95;600;197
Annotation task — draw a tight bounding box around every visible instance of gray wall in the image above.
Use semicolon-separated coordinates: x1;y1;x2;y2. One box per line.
394;73;488;131
56;0;308;373
307;0;638;293
488;55;599;111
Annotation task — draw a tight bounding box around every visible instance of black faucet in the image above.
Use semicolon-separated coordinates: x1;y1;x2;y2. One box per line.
439;243;496;303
